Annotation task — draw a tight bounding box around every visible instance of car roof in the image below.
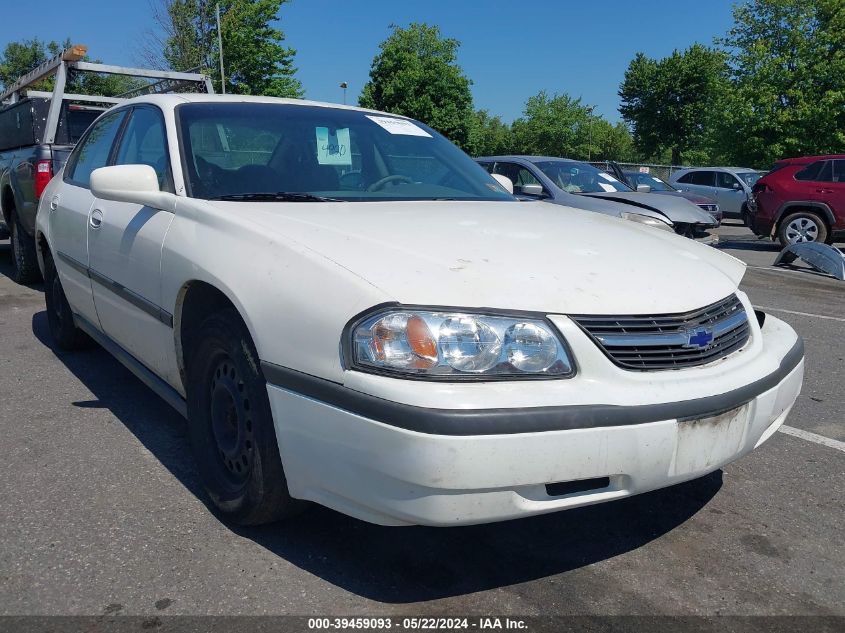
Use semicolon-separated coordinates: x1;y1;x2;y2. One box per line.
775;154;845;165
673;166;757;174
476;155;583;164
119;93;401;118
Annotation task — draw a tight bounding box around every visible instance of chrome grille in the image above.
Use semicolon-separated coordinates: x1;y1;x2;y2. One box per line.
572;294;750;371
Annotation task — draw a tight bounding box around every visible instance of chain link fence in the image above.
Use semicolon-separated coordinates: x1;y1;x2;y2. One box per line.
588;161;688;182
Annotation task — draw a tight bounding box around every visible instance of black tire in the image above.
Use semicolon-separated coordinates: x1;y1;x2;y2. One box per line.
186;307;302;525
43;251;92;350
9;211;42;284
777;210;829;248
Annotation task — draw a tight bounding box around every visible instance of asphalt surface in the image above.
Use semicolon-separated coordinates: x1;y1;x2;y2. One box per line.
0;222;842;621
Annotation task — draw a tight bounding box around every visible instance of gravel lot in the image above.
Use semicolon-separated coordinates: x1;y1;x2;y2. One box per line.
0;222;842;622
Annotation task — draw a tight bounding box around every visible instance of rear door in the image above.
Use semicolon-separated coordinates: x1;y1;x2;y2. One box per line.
51;109;128;327
87;105;180;383
814;160;845;228
676;170;717;198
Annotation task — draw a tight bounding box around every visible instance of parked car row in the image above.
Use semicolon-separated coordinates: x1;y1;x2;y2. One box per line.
30;94;804;527
477;156;720;239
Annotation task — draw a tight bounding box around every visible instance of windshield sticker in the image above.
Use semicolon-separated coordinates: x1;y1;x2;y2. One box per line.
316;127;352;165
365;115;432;137
598;182;615;192
601;174;620;183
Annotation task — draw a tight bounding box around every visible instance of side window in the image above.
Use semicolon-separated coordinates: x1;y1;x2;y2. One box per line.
716;172;740;189
478;162;495;174
65;110;127;188
114;107;173;193
833;160;845;183
676;172;695;184
795;161;829;182
688;171;715;186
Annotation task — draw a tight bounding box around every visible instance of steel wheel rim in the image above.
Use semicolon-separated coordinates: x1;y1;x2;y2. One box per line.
209;356;254;485
785;217;819;243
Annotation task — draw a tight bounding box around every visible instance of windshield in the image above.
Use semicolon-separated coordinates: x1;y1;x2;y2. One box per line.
533;160;633;193
736;171;761;187
176;103;514;202
627;172;675;191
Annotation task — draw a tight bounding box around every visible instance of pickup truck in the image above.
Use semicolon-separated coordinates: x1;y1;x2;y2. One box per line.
0;44;214;283
36;93;804;527
0;98;100;281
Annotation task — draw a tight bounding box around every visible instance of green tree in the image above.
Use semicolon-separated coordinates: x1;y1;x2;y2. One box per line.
470;109;513;156
359;23;475;150
715;0;845;166
510;91;592;157
619;44;728;164
0;37;140;96
590;120;636;162
147;0;303;97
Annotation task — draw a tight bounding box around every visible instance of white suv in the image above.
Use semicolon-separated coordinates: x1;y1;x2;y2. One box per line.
35;95;803;526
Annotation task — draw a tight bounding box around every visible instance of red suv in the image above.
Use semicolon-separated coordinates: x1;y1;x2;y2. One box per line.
750;154;845;247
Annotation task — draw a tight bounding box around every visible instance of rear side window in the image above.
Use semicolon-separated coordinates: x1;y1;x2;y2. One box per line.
678;171;715;186
65;110;127;188
832;160;845;183
795;161;829;182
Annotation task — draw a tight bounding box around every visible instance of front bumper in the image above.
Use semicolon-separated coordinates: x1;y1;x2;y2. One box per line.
265;310;803;526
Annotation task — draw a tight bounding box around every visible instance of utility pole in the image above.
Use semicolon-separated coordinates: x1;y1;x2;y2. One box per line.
216;3;225;94
340;81;348;105
586;106;594;162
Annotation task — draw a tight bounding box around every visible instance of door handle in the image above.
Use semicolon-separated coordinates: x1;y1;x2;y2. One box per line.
50;195;59;211
89;208;103;229
816;188;834;194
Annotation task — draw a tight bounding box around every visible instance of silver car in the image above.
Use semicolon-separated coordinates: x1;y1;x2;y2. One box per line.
670;167;762;220
477;156;718;239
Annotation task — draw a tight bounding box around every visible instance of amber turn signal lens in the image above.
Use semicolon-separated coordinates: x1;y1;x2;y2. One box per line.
406;315;438;367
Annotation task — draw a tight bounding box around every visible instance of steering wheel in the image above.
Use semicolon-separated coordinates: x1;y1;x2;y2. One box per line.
367;174;413;192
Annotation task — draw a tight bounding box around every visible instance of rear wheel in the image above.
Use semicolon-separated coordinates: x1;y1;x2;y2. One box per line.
10;212;41;284
186;308;302;525
778;211;829;247
43;250;91;350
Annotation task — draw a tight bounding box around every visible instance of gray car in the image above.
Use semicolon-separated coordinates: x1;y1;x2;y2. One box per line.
670;166;762;220
477;156;718;239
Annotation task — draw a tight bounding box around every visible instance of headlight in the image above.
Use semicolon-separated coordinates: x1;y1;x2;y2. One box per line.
349;308;574;379
620;211;674;232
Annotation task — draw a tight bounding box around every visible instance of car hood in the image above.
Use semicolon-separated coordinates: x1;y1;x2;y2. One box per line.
654;190;716;205
212;200;745;315
579;191;717;224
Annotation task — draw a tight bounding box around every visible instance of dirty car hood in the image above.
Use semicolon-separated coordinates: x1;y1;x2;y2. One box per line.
218;200;746;315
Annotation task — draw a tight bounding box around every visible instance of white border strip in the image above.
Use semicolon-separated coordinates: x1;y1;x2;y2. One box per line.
779;425;845;453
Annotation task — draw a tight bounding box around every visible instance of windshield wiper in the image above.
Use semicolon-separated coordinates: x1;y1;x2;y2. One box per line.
209;192;344;202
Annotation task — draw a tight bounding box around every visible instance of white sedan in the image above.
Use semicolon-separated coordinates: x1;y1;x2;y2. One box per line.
35;95;804;526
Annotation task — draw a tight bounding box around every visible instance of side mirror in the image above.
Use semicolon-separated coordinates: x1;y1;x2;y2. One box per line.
520;183;545;197
491;173;514;194
91;164;177;211
636;184;652;193
732;182;742;190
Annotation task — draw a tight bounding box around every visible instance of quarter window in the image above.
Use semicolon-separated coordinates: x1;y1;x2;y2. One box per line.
65;110;127;188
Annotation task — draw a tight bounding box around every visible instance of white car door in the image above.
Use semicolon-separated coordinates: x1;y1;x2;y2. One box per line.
87;105;180;384
51;109;129;327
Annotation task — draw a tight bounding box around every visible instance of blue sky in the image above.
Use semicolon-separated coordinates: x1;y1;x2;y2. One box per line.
1;0;738;123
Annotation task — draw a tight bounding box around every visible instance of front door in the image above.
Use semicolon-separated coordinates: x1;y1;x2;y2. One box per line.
87;106;180;384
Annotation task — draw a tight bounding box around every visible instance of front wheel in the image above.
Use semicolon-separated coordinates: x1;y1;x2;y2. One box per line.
186;308;302;525
778;211;829;247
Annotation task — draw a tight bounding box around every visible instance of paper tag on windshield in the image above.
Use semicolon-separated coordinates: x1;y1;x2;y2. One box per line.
598;183;615;192
366;115;432;137
315;127;352;165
